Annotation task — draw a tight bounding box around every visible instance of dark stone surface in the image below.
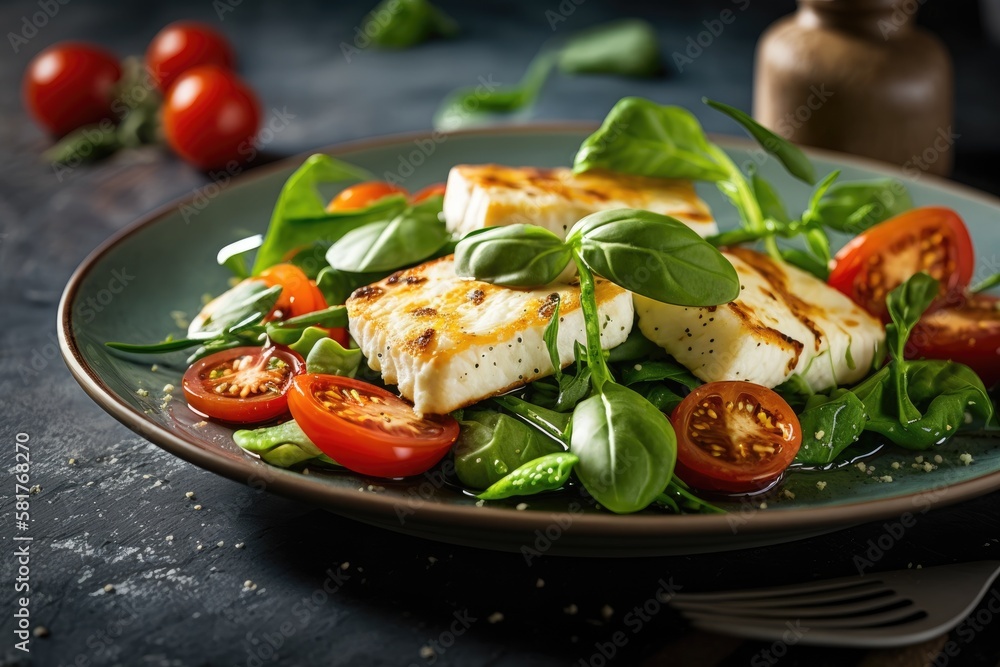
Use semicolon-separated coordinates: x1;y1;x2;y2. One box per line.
1;1;999;665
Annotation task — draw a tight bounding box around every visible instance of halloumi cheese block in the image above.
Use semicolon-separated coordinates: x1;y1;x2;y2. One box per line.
347;256;634;415
634;248;884;391
444;165;717;240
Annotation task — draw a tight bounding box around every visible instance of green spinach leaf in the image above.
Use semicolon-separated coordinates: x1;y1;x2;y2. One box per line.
326;196;450;273
234;420;341;468
794;389;867;464
362;0;457;49
558;19;661;78
453;410;564;489
618;358;701;390
811;179;913;233
306;337;362;376
252;155;404;273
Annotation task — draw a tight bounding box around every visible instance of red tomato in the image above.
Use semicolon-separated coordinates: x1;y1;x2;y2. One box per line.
410;183;446;204
326;182;407;212
162;65;260;170
670;381;802;494
23;42;121;136
288;375;459;477
828;207;974;320
182;346;304;423
146;21;235;91
908;293;1000;388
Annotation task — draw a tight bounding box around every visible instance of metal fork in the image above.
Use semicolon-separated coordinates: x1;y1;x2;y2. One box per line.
670;561;1000;648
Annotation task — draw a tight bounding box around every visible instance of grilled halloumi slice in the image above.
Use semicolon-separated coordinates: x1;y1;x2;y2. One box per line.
347;256;634;415
634;248;884;391
444;165;718;240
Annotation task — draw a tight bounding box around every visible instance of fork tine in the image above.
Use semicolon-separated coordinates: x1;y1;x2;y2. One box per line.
673;592;911;619
671;577;882;603
672;582;891;610
682;602;923;630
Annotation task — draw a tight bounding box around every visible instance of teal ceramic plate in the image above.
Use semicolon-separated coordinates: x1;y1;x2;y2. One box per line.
59;126;1000;556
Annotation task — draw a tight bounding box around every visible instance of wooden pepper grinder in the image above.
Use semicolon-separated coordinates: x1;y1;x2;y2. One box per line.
754;0;954;176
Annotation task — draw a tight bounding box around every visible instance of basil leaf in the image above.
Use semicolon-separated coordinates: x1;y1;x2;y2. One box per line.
811;179;913;233
326;197;449;273
570;382;677;514
660;479;724;514
453;410;564;490
780;248;829;281
362;0;457;49
752;172;791;225
794;389;867;464
703;98;816;184
454;224;571;286
315;266;384;306
558;19;661;78
543;295;563;377
234;420;341;468
618;358;701;390
106;336;212;354
852;361;993;449
188;281;282;337
477;452;579;500
886;272;939;361
252;155;404;274
435;51;556;131
569;209;740;306
306;338;362;376
573;97;728;182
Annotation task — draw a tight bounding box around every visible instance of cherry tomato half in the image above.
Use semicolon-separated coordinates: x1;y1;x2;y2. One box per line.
146;21;236;92
326;182;407;212
410;183;446;204
259;263;326;319
670;381;802;494
23;42;122;136
182;346;304;424
908;293;1000;388
828;207;974;321
288;375;459;477
162;65;260;170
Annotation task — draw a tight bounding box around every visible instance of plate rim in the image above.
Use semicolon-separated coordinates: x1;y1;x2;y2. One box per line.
58;122;1000;542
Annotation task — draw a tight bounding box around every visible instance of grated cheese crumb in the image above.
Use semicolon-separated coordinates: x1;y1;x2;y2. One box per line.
601;605;614;620
564;604;578;615
781;489;796;500
536;578;545;588
515;503;528;511
814;430;825;440
922;462;935;473
816;481;827;491
759;501;768;509
243;580;257;591
891;462;901;470
934;454;944;464
419;646;435;660
162;383;175;394
915;455;924;464
960;453;974;466
879;475;893;483
136;388;148;397
185;491;195;499
856;462;867;473
150;364;158;372
487;612;504;624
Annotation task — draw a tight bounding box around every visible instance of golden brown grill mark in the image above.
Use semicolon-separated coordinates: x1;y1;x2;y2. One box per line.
731;248;827;352
726;301;805;371
412;307;437;317
537;293;560;318
352;285;384;300
467;288;485;305
413;328;435;349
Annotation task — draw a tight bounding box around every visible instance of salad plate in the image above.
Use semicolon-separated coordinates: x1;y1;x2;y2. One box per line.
59;124;1000;556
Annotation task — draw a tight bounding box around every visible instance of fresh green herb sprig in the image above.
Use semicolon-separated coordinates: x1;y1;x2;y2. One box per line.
434;20;662;131
456;208;738;513
574;97;913;276
360;0;458;50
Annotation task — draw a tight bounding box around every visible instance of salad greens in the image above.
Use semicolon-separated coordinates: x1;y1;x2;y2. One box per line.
434;20;662;131
325;195;451;273
233;421;340;468
477;452;580;500
361;0;458;50
452;410;563;490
